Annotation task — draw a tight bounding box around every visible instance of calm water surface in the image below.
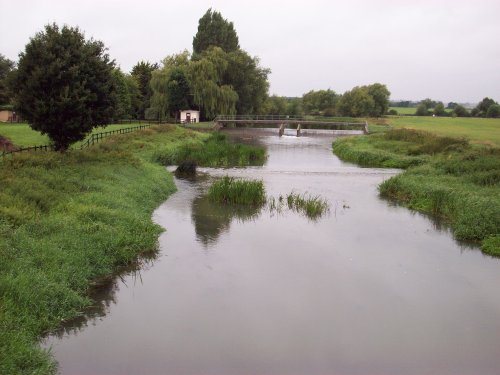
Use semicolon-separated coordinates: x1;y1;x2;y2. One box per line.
45;130;500;375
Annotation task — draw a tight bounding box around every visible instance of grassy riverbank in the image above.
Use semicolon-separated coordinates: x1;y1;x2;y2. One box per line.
0;125;265;374
333;128;499;255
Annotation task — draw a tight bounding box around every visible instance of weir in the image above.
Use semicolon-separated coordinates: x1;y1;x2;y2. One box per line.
214;115;369;136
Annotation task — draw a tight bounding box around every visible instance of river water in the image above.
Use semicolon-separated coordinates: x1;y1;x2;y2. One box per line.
45;130;500;375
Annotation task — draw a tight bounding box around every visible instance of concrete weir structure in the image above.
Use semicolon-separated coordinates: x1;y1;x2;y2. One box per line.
214;115;369;136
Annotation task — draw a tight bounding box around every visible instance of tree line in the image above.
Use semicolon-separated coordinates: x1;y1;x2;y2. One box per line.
0;8;497;151
389;98;500;118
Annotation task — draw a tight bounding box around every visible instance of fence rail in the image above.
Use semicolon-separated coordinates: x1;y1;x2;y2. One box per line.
1;122;167;159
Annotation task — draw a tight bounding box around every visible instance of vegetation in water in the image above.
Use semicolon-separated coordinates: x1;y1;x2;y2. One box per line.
333;128;500;255
152;132;266;167
285;193;330;220
268;193;329;221
208;176;266;206
0;125;266;375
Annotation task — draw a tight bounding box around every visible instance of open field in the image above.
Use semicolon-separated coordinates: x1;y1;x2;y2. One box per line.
389;107;453;115
333;128;499;255
389;107;417;115
0;126;266;374
382;116;500;147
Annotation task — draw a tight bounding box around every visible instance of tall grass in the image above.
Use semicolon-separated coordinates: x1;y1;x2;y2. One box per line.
285;192;329;220
208;176;266;206
268;193;329;220
152;132;266;167
333;128;500;255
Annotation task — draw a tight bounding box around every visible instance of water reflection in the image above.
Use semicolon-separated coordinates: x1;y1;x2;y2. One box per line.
191;194;263;246
47;254;157;339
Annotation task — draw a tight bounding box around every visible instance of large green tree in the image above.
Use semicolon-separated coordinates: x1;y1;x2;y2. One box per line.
14;24;116;151
0;54;15;105
260;95;288;115
193;9;240;55
366;83;390;116
223;50;270;114
472;97;498;117
302;89;338;115
186;47;238;118
149;51;193;120
336;87;375;117
131;61;158;118
112;68;132;119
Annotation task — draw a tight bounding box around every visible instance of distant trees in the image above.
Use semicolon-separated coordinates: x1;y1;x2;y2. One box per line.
415;103;429;116
302;89;338;116
486;104;500;118
452;105;469;117
112;68;133;120
261;95;288;115
471;97;499;117
131;61;158;119
433;102;446;116
13;24;116;151
193;8;239;55
0;54;14;105
336;83;390;117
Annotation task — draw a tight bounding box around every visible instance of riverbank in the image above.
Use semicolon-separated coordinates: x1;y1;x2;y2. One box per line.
333;128;499;256
0;125;265;374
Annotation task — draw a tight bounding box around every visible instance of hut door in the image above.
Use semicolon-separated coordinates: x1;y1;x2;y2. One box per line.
186;113;191;123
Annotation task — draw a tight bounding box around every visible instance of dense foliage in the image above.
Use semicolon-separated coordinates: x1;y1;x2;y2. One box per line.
0;54;14;105
131;61;159;119
13;24;117;150
193;8;240;55
149;10;270;119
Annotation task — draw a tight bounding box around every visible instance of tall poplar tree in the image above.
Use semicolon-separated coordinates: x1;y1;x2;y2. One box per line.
193;8;240;55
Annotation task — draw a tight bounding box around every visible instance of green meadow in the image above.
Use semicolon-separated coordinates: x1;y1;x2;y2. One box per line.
385;116;500;146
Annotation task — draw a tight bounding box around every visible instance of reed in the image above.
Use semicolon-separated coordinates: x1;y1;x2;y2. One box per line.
208;176;266;206
285;192;329;220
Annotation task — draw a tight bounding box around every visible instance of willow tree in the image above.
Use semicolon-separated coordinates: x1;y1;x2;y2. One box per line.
149;51;192;121
186;47;238;118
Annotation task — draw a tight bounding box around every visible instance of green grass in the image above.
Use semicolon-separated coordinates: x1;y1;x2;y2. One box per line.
385;116;500;147
389;107;453;115
182;121;216;130
389;107;417;115
208;176;266;206
285;192;329;220
0;125;266;374
333;128;500;255
0;123;150;148
152;132;266;167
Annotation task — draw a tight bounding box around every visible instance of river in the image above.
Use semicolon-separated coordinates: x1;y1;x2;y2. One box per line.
44;129;500;375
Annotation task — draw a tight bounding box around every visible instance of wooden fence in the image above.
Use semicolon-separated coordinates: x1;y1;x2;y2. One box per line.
1;122;165;159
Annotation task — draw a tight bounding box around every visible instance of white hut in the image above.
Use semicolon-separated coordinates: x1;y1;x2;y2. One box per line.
180;109;200;124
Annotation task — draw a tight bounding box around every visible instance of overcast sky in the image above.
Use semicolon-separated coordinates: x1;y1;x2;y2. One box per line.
1;0;499;103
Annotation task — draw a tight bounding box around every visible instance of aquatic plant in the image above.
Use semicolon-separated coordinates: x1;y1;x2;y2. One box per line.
285;192;329;220
208;176;266;206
